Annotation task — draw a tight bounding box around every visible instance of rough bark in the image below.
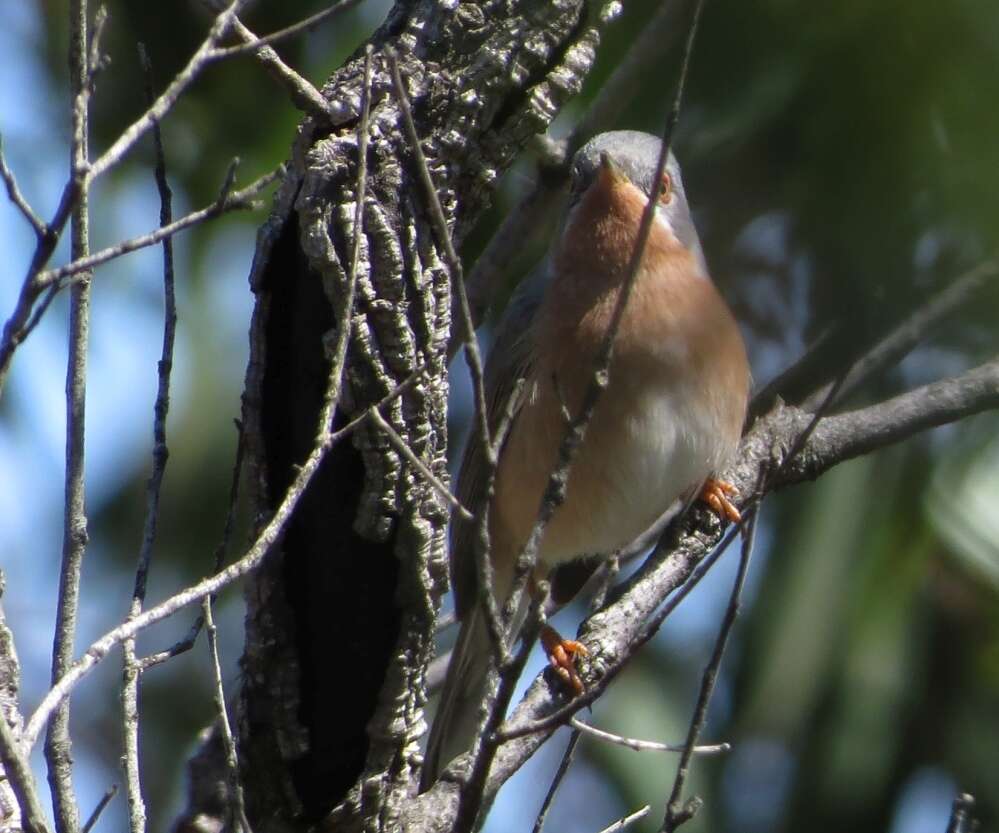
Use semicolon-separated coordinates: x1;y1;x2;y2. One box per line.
232;1;610;831
1;573;47;833
1;578;24;833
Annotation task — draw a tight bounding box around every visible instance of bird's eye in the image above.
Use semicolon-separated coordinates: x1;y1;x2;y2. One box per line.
658;173;673;205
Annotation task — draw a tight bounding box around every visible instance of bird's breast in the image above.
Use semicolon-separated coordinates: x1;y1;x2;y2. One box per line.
491;250;748;570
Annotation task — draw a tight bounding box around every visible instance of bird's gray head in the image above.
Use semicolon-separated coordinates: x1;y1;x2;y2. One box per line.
568;130;706;274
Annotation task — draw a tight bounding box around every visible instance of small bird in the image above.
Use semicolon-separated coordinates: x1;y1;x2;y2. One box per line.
421;130;750;789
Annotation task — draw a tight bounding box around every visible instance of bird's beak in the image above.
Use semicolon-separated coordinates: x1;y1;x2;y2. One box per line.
599;151;629;186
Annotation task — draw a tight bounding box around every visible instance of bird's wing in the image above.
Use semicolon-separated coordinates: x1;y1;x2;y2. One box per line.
449;263;550;618
421;265;551;791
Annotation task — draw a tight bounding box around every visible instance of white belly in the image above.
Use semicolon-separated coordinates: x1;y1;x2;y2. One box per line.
535;378;724;566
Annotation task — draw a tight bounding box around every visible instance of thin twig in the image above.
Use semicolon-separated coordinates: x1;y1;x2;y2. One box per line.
121;44;179;833
663;506;758;832
222;16;340;121
202;596;252;833
135;615;204;672
369;406;473;520
0;146;279;399
137;417;243;673
80;785;118;833
474;378;527;664
87;0;249;182
46;3;93;830
595;806;651;833
570;718;729;755
214;0;366;60
0;133;47;238
531;730;582;833
386;50;493;468
36;165;282;288
0;712;53;833
751;258;998;421
0;181;78;397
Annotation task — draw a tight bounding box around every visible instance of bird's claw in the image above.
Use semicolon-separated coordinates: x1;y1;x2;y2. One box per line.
700;478;741;523
540;625;588;695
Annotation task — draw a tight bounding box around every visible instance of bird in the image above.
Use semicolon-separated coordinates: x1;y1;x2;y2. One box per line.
421;130;750;790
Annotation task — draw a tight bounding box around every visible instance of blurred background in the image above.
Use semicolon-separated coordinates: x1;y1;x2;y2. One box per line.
1;1;997;832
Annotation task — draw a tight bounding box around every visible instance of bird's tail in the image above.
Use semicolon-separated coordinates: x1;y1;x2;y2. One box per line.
421;602;495;791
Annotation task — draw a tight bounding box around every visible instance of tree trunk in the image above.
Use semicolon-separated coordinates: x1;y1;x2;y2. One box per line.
233;1;604;830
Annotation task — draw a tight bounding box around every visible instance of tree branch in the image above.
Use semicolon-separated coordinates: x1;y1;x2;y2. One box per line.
0;710;52;833
410;357;999;828
35;165;281;288
46;4;94;830
0;134;47;239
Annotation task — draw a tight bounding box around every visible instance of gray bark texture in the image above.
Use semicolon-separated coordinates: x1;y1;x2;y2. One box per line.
220;1;610;831
1;573;49;833
1;578;25;833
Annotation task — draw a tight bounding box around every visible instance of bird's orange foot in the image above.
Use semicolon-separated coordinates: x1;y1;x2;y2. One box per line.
699;478;741;523
540;624;588;695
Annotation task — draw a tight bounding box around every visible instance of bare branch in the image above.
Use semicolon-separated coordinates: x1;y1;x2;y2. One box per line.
778;357;999;480
135;417;244;674
120;646;144;833
475;378;528;665
212;0;366;60
46;2;94;829
469;358;999;805
595;806;651;833
387;49;493;469
0;713;53;833
493;521;745;746
751;259;998;421
86;0;250;183
121;45;180;833
35;164;282;288
531;730;581;833
22;367;355;750
202;596;252;833
569;718;729;756
369;406;473;521
80;785;118;833
663;506;758;832
222;17;339;121
0;94;280;396
0;180;78;396
135;617;204;672
0;134;47;238
0;0;355;394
